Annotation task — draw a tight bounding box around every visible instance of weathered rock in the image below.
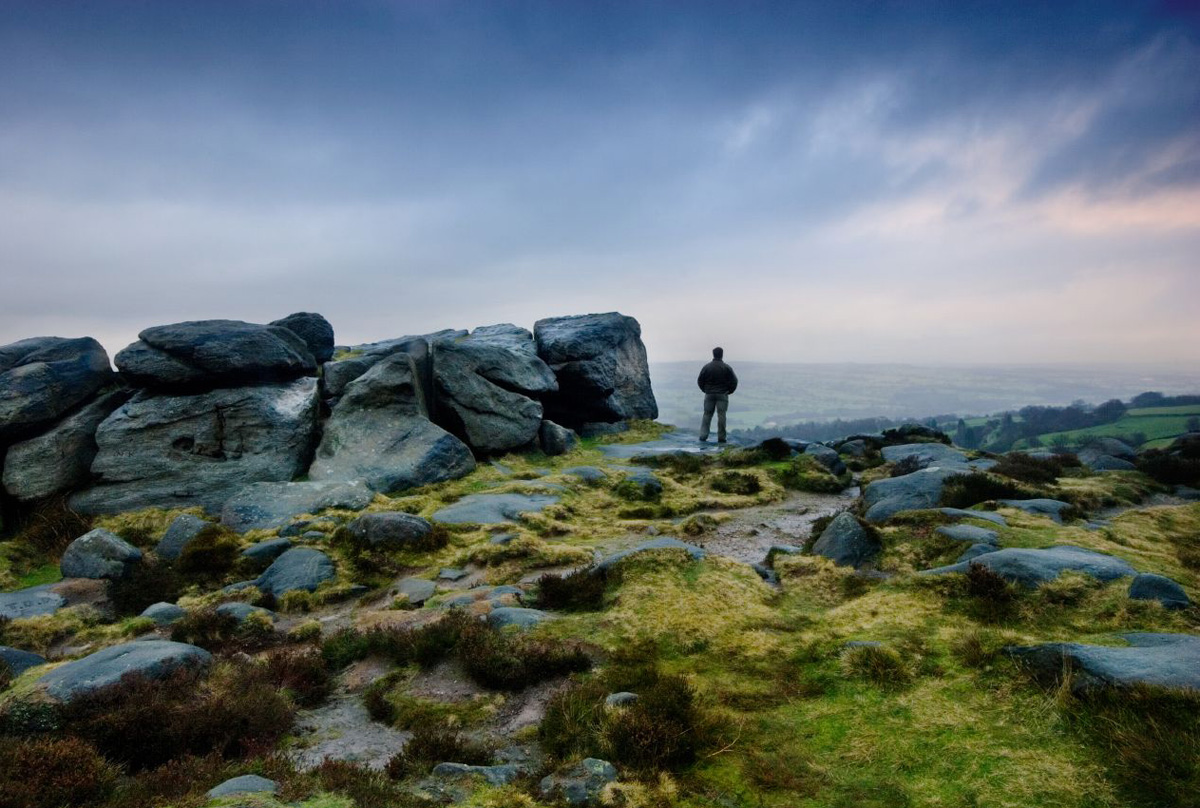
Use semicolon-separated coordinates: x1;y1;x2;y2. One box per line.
70;378;320;514
535;313;657;427
36;640;212;702
939;507;1008;527
935;524;999;545
0;336;114;442
837;439;868;457
270;312;335;364
1080;451;1136;472
432;762;524;787
1128;573;1191;610
221;480;374;532
432;493;559;525
540;758;619;806
207;775;279;799
241;538;293;568
540;420;578;456
1;389;129;501
439;567;469;581
60;528;142;579
140;602;187;625
805;444;847;475
155;514;213;561
617;468;663;500
1175;485;1200;501
216;602;275;623
346;512;433;547
579;421;629;438
115;319;316;390
997;498;1074;523
595;538;706;572
1083;437;1137;461
0;585;65;619
957;543;999;563
396;577;437;606
1007;633;1200;692
488;607;551;629
309;353;474;493
605;691;639;707
255;547;336;597
923;545;1136;586
863;468;961;523
881;442;972;469
811;512;881;568
0;646;46;676
564;466;607;483
440;585;525;609
431;329;557;455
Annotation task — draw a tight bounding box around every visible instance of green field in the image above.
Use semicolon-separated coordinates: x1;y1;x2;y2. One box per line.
1020;406;1200;449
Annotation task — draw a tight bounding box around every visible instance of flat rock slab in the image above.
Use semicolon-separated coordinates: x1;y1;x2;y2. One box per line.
222;480;374;532
563;466;607;483
216;602;275;622
440;585;525;609
37;640;212;703
140;602;187;625
396;578;437;605
207;774;278;799
432;493;560;525
432;762;525;786
882;443;972;469
255;547;336;596
596;538;706;572
864;467;961;523
488;607;551;629
939;508;1008;527
289;694;411;771
0;646;46;676
935;524;999;545
241;538;293;567
957;544;999;563
923;545;1136;587
0;584;65;619
1007;633;1200;692
598;431;744;461
998;499;1074;523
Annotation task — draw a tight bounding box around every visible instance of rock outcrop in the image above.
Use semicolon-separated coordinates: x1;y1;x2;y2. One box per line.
36;640;212;703
0;336;114;442
1007;633;1200;692
923;545;1136;586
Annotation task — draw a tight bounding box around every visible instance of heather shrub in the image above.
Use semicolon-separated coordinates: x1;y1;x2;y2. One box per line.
535;566;606;611
0;735;118;808
168;607;242;651
11;496;92;557
384;725;493;780
710;470;762;495
939;473;1035;509
990;452;1077;485
890;455;924;477
776;455;845;493
262;646;333;707
174;525;240;577
107;560;183;616
456;619;590;691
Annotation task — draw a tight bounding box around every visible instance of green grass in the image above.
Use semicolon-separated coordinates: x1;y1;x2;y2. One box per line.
1021;413;1198;449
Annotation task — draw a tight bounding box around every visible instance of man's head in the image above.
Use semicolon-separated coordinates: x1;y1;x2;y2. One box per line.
712;347;723;360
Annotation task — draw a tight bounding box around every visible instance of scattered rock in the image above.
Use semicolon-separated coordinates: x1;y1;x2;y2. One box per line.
0;646;46;676
0;336;114;442
115;319;316;390
221;480;374;532
432;493;560;525
805;444;846;475
1082;437;1137;461
1006;633;1200;692
60;528;142;579
431;762;524;786
206;774;279;799
71;378;320;514
837;439;868;457
535;312;657;427
396;578;437;606
36;640;212;703
935;524;999;545
605;692;639;707
1;388;129;501
1080;452;1136;472
488;607;551;629
0;585;65;620
540;758;620;806
1128;573;1191;610
216;602;275;623
595;538;706;572
540;419;578;456
997;499;1074;523
255;548;336;597
140;602;187;625
957;544;999;563
241;538;294;567
440;585;525;609
811;512;880;568
564;466;607;483
489;532;518;545
863;468;961;523
439;567;469;582
617;468;662;499
270;312;335;363
923;545;1136;587
156;514;213;561
345;512;433;547
938;507;1008;527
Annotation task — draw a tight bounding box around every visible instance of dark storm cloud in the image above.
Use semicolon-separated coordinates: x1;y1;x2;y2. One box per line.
0;0;1197;363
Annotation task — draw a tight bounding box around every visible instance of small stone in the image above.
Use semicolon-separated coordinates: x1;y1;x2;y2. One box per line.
206;774;279;799
488;607;550;629
439;568;469;581
1129;573;1191;610
605;692;639;707
140;602;187;625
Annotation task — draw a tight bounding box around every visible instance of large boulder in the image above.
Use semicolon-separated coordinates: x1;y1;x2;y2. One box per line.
1128;573;1191;610
539;420;578;456
70;378;320;514
534;313;657;427
1006;633;1200;693
114;319;317;390
805;444;847;475
863;467;961;522
811;512;880;568
2;388;128;501
323;329;466;401
270;312;335;363
922;545;1136;587
308;353;475;493
36;640;212;703
255;547;336;597
345;512;433;547
220;480;374;532
60;528;142;579
0;646;45;676
431;327;558;455
0;337;114;442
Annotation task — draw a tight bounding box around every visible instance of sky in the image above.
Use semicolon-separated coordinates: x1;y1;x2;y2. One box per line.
1;0;1199;366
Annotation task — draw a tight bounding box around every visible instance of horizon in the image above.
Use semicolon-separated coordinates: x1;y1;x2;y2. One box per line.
2;1;1199;366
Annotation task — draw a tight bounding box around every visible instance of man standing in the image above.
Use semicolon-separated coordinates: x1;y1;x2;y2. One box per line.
697;346;737;443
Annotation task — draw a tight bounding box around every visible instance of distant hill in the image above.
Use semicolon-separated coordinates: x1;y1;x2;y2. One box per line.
650;361;1200;430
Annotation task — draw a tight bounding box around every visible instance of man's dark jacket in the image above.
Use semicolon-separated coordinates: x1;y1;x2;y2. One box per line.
697;359;738;395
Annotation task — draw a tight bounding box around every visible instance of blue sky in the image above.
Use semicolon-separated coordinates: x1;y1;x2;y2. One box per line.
2;1;1198;365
